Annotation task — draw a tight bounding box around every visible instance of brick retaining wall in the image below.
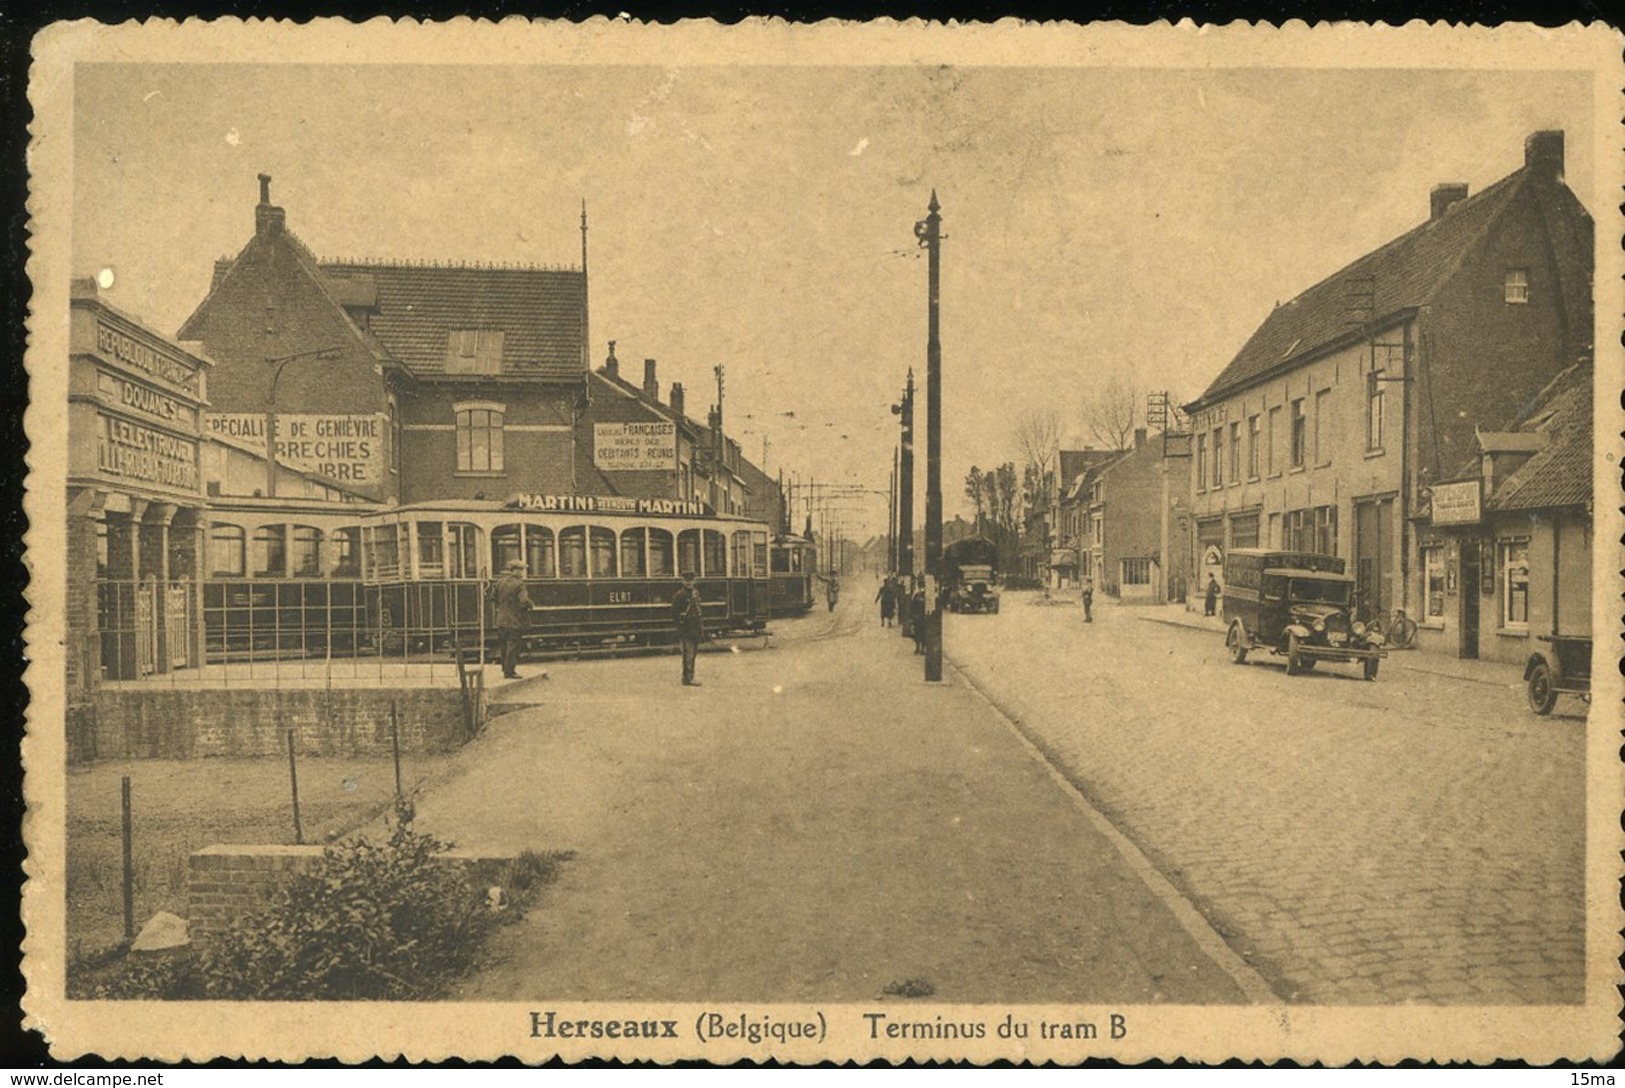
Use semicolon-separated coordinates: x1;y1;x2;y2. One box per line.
188;843;513;944
74;687;471;762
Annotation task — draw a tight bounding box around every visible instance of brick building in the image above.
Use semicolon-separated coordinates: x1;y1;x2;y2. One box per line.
1083;428;1193;603
1183;131;1592;630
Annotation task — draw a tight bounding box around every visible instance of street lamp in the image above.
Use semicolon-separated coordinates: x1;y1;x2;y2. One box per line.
264;346;340;498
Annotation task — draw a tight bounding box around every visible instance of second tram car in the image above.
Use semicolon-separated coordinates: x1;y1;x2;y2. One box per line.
767;533;818;616
201;495;773;659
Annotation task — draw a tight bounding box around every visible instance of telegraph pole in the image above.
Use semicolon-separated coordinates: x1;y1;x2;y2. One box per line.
916;191;944;681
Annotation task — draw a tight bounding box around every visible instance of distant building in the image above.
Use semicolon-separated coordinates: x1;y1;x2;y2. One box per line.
1184;131;1592;636
1084;428;1193;603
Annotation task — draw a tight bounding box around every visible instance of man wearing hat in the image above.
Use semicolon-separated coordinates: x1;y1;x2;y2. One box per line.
492;558;534;680
671;571;705;686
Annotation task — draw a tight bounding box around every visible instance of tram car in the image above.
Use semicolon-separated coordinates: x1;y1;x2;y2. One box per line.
768;533;818;616
200;495;773;659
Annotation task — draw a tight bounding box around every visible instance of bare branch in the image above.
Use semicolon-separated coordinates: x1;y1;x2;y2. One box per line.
1080;377;1140;450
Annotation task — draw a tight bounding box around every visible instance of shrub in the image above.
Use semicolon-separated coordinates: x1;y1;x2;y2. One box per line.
199;803;494;1000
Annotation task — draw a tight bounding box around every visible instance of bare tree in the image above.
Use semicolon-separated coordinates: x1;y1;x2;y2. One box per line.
1081;377;1140;450
1015;407;1063;498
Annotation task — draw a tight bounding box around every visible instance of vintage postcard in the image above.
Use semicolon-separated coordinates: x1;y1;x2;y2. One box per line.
21;19;1624;1064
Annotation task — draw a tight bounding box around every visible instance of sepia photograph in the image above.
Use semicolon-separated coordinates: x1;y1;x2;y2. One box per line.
20;19;1623;1064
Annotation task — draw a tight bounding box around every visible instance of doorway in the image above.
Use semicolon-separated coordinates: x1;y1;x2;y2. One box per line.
1353;497;1394;623
1459;537;1480;659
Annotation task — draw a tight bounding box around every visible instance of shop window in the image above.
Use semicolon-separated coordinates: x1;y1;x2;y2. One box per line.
559;526;588;578
1422;544;1446;622
1121;557;1153;586
455;405;504;473
648;528;675;577
589;527;617;578
621;528;648;578
252;525;287;578
290;525;323;578
209;524;246;577
1499;538;1530;629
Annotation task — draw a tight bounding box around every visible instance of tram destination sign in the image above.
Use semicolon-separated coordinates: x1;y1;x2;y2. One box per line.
508;493;713;517
593;421;677;471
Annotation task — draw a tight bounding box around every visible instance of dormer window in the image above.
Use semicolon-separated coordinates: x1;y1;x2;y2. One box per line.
446;330;505;375
1504;268;1530;304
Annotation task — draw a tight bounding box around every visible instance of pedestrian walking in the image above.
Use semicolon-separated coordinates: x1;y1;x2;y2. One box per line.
1204;573;1220;617
1080;578;1094;623
672;571;705;686
826;575;840;612
910;585;927;654
491;558;533;679
876;575;898;627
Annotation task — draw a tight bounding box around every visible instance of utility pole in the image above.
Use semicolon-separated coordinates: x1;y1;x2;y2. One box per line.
916;191;944;681
889;446;899;574
892;370;916;643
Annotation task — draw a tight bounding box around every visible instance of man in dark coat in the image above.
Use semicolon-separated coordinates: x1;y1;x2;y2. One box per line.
876;575;898;627
1204;573;1221;617
1080;578;1094;623
672;572;705;686
909;585;927;654
492;558;533;679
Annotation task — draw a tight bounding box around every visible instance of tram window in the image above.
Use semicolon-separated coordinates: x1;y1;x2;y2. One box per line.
702;530;728;577
771;545;790;573
492;525;523;574
417;522;446;578
448;522;482;579
559;526;588;578
523;525;554;578
648;528;674;577
333;527;361;577
590;527;617;578
253;525;287;578
209;524;246;577
367;525;401;580
291;526;323;578
677;530;701;578
732;531;751;579
620;528;647;577
753;532;768;578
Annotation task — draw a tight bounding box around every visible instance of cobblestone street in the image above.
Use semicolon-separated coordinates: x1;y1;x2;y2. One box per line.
946;592;1588;1004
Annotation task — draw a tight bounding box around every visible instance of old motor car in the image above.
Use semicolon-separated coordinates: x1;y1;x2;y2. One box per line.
943;536;1001;614
1221;548;1386;680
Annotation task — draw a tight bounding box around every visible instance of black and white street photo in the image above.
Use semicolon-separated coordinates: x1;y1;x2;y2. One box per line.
20;20;1623;1065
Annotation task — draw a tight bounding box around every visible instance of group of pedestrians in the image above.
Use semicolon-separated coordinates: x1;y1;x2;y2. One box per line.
875;573;930;653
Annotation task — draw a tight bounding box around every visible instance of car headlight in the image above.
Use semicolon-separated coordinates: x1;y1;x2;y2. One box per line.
1313;618;1326;632
1353;621;1366;636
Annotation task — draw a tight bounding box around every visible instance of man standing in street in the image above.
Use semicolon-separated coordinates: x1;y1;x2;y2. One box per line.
492;558;533;680
672;571;705;686
1080;578;1094;623
1204;573;1221;617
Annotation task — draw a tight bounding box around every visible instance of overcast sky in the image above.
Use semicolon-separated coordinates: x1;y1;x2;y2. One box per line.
72;63;1594;538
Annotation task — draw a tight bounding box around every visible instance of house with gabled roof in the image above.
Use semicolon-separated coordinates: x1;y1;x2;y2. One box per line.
1183;131;1592;633
1412;363;1592;664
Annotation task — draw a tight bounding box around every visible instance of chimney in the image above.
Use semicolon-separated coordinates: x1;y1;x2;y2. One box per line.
643;358;659;402
669;382;685;418
1430;183;1469;220
1134;427;1147;449
604;340;619;380
254;173;285;238
1524;130;1564;182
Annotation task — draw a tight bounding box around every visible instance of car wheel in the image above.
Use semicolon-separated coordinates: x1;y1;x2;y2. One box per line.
1363;655;1380;682
1286;633;1304;676
1527;660;1557;714
1226;622;1248;664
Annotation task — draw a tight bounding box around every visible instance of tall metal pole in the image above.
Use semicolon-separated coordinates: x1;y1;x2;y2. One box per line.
897;372;915;579
918;191;944;681
889;446;899;574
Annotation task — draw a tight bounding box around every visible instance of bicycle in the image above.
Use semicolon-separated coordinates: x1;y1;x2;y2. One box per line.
1371;608;1418;649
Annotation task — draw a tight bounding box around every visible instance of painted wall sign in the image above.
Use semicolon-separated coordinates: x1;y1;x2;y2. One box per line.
99;371;194;427
95;321;199;395
204;413;268;451
508;493;713;518
594;421;677;471
275;414;384;485
1430;480;1481;526
96;413;199;493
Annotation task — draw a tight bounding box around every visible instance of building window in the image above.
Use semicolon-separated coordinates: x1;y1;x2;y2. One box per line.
1267;406;1281;475
1366;368;1386;452
1313;389;1332;466
1247;414;1261;479
209;524;245;577
1504;268;1529;304
252;525;286;578
455;406;505;473
1195;434;1207;492
1211;427;1224;488
1229;512;1260;550
1121;557;1153;586
1313;504;1338;556
1282;508;1311;552
445;330;506;375
1092;514;1103;546
1289;399;1306;468
1422;544;1446;621
1499;538;1530;628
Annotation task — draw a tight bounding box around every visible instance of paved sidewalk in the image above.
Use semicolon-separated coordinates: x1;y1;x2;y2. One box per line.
413;604;1264;1004
1128;603;1523;689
